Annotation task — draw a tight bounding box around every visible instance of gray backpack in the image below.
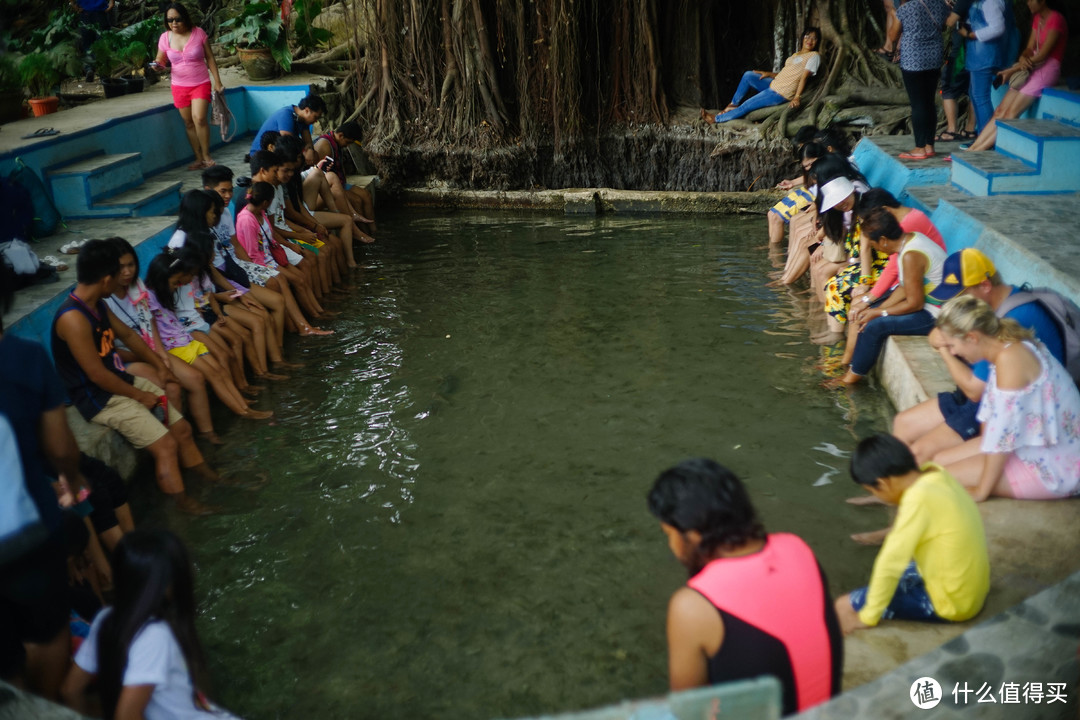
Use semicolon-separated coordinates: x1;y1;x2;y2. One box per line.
997;287;1080;386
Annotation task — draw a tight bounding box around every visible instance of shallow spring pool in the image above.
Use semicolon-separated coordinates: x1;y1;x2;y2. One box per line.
133;211;894;719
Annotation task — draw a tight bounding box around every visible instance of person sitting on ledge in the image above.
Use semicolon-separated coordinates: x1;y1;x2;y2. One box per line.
648;458;842;716
51;240;223;515
835;434;989;634
932;295;1080;502
702;27;821;124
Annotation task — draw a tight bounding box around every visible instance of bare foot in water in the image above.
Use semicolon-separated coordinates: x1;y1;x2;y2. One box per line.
851;527;891;545
198;430;224;446
256;371;290;382
300;326;334;336
273;360;306;370
241;408;274;420
174;494;221;516
846;495;886;506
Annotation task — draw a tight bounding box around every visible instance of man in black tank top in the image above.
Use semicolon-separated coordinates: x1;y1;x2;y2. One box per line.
51;240;223;515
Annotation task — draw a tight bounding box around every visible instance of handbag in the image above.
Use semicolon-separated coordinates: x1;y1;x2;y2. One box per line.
821;238;848;263
221;247;251;288
259;221;289;266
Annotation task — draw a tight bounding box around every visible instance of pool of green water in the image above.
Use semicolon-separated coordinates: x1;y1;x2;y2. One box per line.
133;211;895;719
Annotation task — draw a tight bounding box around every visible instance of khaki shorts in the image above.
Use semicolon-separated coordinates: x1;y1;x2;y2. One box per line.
90;377;184;449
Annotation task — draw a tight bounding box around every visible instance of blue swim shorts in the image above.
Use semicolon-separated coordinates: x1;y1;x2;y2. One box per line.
849;562;947;623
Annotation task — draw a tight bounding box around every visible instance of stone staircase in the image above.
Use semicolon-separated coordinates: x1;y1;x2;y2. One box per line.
47;151;182;219
949;87;1080;196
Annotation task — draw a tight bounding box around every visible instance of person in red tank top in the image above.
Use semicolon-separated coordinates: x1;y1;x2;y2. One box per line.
648;459;843;716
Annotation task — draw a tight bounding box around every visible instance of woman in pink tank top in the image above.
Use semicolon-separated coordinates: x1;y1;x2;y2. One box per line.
155;3;224;171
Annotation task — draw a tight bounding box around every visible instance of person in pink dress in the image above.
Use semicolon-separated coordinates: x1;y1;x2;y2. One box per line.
155;3;224;170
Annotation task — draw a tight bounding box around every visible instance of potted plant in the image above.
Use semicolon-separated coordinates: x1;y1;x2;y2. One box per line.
91;36;126;98
19;52;60;116
119;20;162;84
121;40;149;93
0;54;22;124
219;0;292;80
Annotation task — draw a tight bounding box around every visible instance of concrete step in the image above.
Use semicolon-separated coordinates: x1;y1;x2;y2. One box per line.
949;151;1038;195
852;136;953;207
1038;87;1080;127
995;118;1080;163
67;179;182;219
47;152;144;214
905;184;973;216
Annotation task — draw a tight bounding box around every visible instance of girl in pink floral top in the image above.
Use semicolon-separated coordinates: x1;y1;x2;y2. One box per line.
933;296;1080;501
105;238;221;443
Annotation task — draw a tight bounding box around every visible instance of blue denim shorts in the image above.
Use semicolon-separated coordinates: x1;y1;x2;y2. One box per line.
938;388;981;441
849;562;947;623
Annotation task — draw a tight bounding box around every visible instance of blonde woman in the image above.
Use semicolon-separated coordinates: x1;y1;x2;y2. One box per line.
932;295;1080;501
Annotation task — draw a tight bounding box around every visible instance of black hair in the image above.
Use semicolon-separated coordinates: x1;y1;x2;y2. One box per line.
274;135;306;207
647;458;765;565
76;239;122;285
337;120;362;142
800;142;828;164
812;127;852;157
201;164;234;188
808;153;865;187
175;190;220;276
856;188;901;220
850;434;919;487
297;94;327;114
259;130;281;152
106;237;140;281
247;181;276;207
249;150;281;177
96;530;209;720
861;206;903;243
803;26;822;48
144;252;200;313
162;2;193;30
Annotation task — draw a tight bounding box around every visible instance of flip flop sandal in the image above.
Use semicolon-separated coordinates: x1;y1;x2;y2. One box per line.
21;128;60;139
898;152;931;160
41;255;69;271
60;239;90;255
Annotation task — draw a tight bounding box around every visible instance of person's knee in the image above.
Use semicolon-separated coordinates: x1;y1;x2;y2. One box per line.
170;418;194;443
149;432;179;459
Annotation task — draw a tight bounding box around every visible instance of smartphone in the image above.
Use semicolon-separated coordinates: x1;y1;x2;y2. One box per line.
151;395;169;427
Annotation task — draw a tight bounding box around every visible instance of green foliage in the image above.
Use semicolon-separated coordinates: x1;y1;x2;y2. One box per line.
90;32;124;78
123;40;150;70
0;53;19;93
118;18;162;58
292;0;332;53
19;52;60;98
49;42;82;79
23;7;80;51
219;0;292;72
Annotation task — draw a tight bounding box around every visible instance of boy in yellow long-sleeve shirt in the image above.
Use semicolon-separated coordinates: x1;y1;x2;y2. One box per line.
835;434;989;634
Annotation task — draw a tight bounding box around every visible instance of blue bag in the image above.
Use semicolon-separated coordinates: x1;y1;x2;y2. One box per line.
8;157;62;240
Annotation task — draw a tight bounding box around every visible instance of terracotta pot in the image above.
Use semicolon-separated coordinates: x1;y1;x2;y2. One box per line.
27;96;59;117
237;47;277;81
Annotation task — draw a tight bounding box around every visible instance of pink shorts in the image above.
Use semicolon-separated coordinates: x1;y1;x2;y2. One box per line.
172;81;212;109
1018;59;1061;99
1003;454;1061;500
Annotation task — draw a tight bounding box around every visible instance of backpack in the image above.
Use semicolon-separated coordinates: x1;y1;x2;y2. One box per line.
8;158;62;239
997;287;1080;386
0;175;33;244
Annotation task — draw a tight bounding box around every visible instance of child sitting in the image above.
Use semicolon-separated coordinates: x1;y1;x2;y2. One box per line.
835;434;989;633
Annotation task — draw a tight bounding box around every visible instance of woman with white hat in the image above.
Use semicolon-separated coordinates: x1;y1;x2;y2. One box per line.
818;177;888;336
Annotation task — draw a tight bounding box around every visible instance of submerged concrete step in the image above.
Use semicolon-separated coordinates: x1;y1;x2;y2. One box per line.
48;152;144;213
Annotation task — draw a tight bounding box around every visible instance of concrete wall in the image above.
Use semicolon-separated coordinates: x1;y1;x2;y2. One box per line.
0;85;313;187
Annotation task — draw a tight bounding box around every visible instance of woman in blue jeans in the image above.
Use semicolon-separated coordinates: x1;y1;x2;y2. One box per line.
826;207;946;388
702;28;822;123
957;0;1016;132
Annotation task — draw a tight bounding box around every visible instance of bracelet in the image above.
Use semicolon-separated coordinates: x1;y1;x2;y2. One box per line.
881;310;890;318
